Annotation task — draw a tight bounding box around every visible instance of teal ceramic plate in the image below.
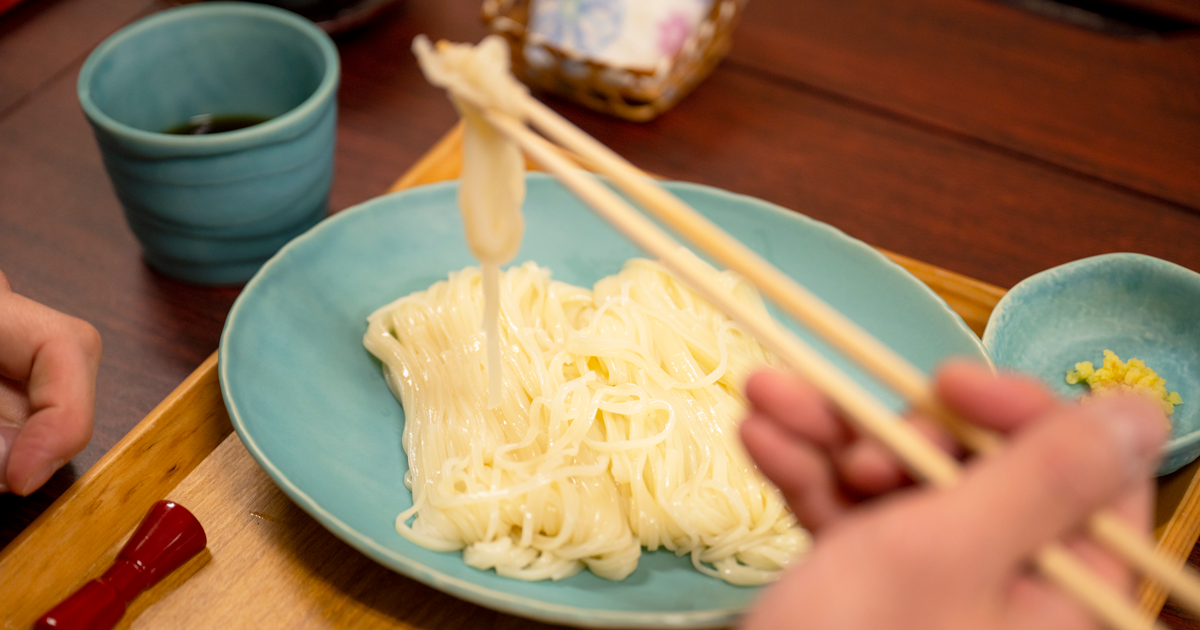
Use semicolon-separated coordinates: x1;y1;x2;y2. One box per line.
982;253;1200;476
219;174;989;628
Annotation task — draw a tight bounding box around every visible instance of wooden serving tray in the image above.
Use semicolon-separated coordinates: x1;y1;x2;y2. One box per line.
3;124;1198;628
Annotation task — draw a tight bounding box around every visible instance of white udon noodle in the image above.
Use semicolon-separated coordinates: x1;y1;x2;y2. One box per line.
364;258;811;585
413;34;527;409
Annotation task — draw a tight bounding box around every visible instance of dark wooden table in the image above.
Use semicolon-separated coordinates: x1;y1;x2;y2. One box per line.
1;0;1198;625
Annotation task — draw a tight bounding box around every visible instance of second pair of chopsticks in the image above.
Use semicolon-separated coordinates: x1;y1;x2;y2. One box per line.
470;96;1197;630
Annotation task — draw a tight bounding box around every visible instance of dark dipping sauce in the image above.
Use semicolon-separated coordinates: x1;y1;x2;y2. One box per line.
165;114;271;135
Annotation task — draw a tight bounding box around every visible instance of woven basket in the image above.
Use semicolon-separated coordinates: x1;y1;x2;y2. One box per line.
482;0;747;122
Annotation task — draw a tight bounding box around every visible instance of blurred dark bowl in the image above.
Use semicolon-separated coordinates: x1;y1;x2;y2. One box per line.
173;0;406;34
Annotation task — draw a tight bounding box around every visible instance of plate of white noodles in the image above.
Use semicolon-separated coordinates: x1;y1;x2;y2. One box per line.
219;173;989;628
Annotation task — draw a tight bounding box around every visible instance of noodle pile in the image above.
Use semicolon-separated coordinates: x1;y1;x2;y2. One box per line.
395;34;806;585
364;257;810;585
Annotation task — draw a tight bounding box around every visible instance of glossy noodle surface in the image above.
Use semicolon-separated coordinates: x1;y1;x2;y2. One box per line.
364;259;810;585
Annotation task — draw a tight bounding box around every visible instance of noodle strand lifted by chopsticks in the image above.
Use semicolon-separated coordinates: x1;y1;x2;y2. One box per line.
413;35;526;408
364;258;810;584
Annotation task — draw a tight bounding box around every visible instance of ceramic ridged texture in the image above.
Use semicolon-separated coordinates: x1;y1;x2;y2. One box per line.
983;253;1200;475
219;175;989;628
77;2;340;285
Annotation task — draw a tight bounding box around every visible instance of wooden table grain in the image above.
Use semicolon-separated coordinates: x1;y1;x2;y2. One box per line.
1;0;1198;626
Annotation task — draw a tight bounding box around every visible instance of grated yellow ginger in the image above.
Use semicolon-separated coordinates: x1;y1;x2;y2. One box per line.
1066;349;1183;415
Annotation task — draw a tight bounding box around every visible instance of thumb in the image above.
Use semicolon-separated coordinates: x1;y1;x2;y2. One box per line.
938;394;1165;578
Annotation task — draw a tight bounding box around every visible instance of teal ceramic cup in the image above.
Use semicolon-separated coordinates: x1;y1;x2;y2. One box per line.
78;2;340;285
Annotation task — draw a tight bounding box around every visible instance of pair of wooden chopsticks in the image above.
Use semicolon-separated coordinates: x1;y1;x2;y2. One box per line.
452;88;1197;630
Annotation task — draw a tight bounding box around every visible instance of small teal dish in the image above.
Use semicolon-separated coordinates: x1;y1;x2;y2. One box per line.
219;175;989;628
77;2;340;285
983;253;1200;476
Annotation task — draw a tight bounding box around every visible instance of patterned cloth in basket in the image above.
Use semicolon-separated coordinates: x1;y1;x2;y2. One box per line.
529;0;715;72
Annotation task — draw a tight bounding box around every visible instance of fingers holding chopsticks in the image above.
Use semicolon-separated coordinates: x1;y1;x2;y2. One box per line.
739;374;851;530
937;362;1164;629
935;359;1063;433
740;360;1166;630
935;361;1163;568
936;359;1162;528
936;360;1161;581
741;368;962;530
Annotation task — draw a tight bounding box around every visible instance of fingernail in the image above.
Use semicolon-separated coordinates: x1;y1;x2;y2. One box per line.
1093;397;1166;475
20;458;64;496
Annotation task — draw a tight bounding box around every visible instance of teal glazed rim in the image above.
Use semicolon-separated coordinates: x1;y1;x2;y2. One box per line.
983;252;1200;475
77;1;340;155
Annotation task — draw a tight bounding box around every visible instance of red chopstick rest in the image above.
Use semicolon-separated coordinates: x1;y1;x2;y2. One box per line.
36;500;207;630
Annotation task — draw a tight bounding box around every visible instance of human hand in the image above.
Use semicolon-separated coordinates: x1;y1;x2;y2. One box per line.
0;269;101;495
738;360;1166;630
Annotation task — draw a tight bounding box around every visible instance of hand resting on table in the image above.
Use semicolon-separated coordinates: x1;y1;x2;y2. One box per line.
739;360;1166;630
0;269;101;495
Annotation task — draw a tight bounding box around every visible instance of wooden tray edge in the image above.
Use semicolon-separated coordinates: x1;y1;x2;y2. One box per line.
0;351;232;625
